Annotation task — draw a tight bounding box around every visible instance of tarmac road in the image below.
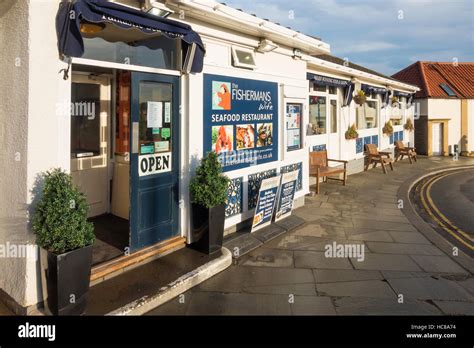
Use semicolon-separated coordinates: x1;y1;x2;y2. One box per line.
415;168;474;256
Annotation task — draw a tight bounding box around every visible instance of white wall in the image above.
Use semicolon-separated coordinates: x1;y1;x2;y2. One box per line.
428;99;462;153
0;0;30;310
468;99;474;153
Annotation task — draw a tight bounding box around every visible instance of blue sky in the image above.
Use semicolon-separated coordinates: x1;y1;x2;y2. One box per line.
222;0;474;75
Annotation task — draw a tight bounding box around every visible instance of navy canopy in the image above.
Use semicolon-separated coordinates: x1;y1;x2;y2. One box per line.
361;84;387;96
393;91;411;98
343;83;355;107
307;73;351;88
56;0;205;73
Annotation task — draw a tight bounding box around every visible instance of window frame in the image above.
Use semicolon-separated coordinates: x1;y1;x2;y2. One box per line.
356;95;379;130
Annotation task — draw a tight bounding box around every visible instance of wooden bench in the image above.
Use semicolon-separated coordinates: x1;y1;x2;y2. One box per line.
364;144;394;174
395;140;417;164
309;150;348;194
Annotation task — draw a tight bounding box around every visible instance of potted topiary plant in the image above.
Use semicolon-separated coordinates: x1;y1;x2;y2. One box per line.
383;121;394;136
404;118;414;132
353;90;367;105
345;123;359;140
189;152;230;255
33;168;95;315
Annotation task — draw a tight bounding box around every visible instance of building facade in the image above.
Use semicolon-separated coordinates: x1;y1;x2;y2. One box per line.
393;61;474;156
0;0;418;313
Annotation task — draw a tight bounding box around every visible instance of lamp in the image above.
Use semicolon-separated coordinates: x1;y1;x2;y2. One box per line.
80;22;105;34
256;39;278;53
143;0;174;18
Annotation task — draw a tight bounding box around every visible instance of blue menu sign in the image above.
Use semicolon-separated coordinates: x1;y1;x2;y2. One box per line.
203;74;279;172
275;170;299;222
251;176;281;232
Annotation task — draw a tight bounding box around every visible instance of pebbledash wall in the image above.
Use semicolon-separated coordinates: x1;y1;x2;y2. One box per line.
0;0;418;311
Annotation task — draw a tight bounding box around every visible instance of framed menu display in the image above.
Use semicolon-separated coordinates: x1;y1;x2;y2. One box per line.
286;103;302;151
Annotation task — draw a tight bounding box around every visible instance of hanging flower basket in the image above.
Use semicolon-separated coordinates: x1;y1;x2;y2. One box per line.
382;121;394;136
404;118;414;132
353;90;366;105
391;96;399;107
345;124;359;140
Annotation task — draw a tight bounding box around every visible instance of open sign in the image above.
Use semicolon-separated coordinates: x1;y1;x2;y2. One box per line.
139;152;172;177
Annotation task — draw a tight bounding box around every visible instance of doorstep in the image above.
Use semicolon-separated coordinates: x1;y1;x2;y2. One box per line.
223;215;305;259
85;246;232;315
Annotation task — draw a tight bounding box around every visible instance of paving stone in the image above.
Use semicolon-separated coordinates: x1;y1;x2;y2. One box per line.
274;215;305;231
196;266;315;293
352;218;417;232
351;254;422;271
186;292;292;315
410;255;468;274
245;283;317;296
294;251;353;269
317;280;395;298
433;300;474;315
389;232;431;244
366;242;444;256
348;231;394;242
264;234;328;251
333;297;441;315
387;277;474;301
381;271;432;279
295;207;342;221
0;301;12;316
314;269;383;283
238;248;294;268
146;291;193;315
291;224;346;239
223;233;262;259
290;296;336;315
455;277;474;295
252;224;286;243
343;212;409;223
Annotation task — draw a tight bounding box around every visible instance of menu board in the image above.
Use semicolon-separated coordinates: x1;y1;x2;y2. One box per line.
251;176;281;232
286;103;302;151
275;170;299;222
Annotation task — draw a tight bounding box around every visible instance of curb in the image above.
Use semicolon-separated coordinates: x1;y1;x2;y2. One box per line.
106;247;233;315
398;165;474;274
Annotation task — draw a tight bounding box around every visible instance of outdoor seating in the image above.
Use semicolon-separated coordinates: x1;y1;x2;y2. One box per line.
364;144;394;174
309;150;348;194
394;140;417;164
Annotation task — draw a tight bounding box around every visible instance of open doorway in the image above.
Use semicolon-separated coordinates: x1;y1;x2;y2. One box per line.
70;67;130;266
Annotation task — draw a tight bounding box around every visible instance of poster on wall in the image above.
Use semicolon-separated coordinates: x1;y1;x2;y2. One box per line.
203;74;279;172
286;103;302;151
251;176;281;233
274;170;299;222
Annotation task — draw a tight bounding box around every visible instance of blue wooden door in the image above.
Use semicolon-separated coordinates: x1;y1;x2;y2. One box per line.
130;72;180;251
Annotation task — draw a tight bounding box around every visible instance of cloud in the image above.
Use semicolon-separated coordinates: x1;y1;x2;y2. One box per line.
222;0;474;74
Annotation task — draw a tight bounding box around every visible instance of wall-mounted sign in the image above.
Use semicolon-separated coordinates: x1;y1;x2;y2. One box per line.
286;103;302;151
251;176;281;232
203;74;279;172
275;170;299;222
139;152;172;177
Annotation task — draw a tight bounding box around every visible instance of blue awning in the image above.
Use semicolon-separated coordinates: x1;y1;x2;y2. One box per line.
393;91;411;98
56;0;205;73
361;84;387;95
307;73;351;88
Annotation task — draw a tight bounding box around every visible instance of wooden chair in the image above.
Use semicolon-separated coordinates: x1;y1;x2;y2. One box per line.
309;150;348;194
364;144;394;174
394;140;417;164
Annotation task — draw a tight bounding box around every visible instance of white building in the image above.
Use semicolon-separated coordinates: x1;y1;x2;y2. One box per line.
0;0;418;314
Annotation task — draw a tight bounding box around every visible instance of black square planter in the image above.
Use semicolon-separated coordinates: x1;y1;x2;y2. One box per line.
190;203;225;255
40;245;93;316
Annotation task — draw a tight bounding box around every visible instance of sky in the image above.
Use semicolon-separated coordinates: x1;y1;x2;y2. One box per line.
222;0;474;76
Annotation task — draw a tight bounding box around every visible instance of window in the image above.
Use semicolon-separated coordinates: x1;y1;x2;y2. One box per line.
71;83;101;158
330;100;337;133
231;46;256;69
82;35;180;70
328;86;337;95
308;96;326;135
440;83;457;97
356;100;378;129
390;97;404;126
286;103;303;151
312;84;326;92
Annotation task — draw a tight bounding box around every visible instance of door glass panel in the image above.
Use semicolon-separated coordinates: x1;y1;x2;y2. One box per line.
71;83;101;158
138;82;173;155
330;100;337;133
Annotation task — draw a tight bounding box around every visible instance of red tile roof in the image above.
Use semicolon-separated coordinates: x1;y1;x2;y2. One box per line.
392;61;474;99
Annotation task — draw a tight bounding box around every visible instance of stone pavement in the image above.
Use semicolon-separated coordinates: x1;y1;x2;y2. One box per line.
147;156;474;315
